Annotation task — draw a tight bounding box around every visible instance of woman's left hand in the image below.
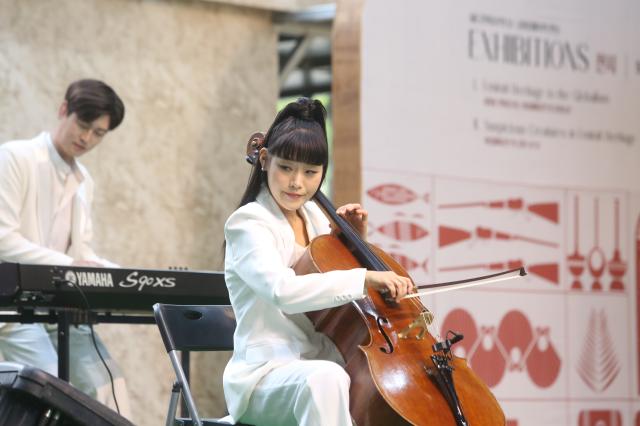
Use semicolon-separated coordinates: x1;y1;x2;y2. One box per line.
335;203;368;239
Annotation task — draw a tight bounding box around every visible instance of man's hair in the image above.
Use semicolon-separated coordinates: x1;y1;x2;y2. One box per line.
64;79;125;130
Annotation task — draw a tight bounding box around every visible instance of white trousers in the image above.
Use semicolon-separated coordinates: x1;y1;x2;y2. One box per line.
240;359;352;426
0;322;131;418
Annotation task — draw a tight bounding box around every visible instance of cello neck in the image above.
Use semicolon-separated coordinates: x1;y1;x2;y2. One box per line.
313;190;389;271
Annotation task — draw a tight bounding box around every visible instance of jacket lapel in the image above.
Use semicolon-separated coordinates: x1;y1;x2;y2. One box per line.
256;188;295;262
68;188;86;257
34;135;54;246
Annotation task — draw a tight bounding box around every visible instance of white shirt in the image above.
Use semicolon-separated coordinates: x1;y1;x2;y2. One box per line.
290;242;307;266
46;137;83;253
0;131;111;266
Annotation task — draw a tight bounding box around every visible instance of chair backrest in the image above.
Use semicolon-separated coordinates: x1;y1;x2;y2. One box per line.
153;304;236;352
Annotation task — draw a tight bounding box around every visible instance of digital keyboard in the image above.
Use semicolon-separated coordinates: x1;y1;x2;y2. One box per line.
0;262;230;312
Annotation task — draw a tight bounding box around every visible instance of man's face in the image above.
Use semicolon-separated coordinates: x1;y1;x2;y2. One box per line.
54;102;110;163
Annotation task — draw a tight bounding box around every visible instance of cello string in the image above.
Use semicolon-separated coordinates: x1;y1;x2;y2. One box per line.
430;309;444;341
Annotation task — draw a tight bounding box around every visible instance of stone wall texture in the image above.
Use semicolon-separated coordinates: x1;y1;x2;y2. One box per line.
0;0;279;424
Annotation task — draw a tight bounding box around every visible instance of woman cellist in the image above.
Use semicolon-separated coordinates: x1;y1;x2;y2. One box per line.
222;97;413;426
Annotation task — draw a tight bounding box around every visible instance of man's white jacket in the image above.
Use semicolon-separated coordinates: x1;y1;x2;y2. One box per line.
223;187;367;421
0;132;103;265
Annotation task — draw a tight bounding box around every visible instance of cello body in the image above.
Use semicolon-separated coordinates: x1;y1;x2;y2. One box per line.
294;234;505;426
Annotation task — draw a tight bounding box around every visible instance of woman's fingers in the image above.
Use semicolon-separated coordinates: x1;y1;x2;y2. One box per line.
391;276;413;301
337;204;367;219
336;204;369;239
386;274;411;301
387;283;397;298
365;271;414;301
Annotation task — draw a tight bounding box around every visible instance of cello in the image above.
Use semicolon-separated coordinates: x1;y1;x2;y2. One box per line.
246;132;514;425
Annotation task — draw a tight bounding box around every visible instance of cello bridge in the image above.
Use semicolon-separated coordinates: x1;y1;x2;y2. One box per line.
398;310;434;340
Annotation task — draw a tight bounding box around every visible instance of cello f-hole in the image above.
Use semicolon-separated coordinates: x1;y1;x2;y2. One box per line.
377;316;394;353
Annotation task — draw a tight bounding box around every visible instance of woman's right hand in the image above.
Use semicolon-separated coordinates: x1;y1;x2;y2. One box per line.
365;271;413;302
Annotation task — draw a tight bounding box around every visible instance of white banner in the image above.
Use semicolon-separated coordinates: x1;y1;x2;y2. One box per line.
360;1;640;424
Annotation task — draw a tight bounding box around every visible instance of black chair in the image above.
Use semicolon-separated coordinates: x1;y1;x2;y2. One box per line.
154;303;248;426
0;362;133;426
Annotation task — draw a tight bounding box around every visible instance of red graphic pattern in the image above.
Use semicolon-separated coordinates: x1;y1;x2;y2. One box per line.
569;196;627;293
577;309;620;392
439;225;558;248
568;195;585;290
394;211;426;219
373;221;429;241
440;308;561;388
578;410;622;426
439;259;558;285
365;181;431;287
367;183;429;205
438;197;559;223
388;252;428;273
365;179;635;419
587;198;606;291
608;198;626;291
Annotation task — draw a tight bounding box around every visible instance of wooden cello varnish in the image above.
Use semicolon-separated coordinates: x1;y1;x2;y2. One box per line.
295;231;505;425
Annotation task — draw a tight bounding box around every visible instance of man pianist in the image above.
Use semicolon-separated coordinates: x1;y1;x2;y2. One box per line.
0;79;130;416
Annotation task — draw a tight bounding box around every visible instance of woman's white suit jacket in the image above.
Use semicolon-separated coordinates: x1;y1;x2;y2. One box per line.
0;132;105;265
223;187;367;421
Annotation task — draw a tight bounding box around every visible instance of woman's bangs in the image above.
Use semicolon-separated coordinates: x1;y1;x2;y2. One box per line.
273;127;327;166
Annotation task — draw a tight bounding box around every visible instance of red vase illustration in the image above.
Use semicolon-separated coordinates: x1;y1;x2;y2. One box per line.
525;327;561;388
587;198;606;291
470;326;507;387
607;198;626;291
568;195;585;290
497;310;533;371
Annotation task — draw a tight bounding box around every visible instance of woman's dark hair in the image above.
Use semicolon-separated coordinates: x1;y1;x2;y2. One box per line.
237;97;328;208
64;79;125;130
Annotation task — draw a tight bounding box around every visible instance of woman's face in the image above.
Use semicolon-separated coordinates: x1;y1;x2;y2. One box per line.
262;152;323;217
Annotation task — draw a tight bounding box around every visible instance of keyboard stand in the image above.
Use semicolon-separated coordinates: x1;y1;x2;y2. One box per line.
0;310;156;381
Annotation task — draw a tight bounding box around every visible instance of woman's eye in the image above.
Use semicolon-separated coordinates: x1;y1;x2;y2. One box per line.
278;165;291;171
305;170;319;175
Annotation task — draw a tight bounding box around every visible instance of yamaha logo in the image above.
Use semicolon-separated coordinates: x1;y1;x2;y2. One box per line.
62;269;115;288
65;270;77;284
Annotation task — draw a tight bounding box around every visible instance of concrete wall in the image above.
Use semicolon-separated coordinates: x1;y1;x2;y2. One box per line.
0;0;278;424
